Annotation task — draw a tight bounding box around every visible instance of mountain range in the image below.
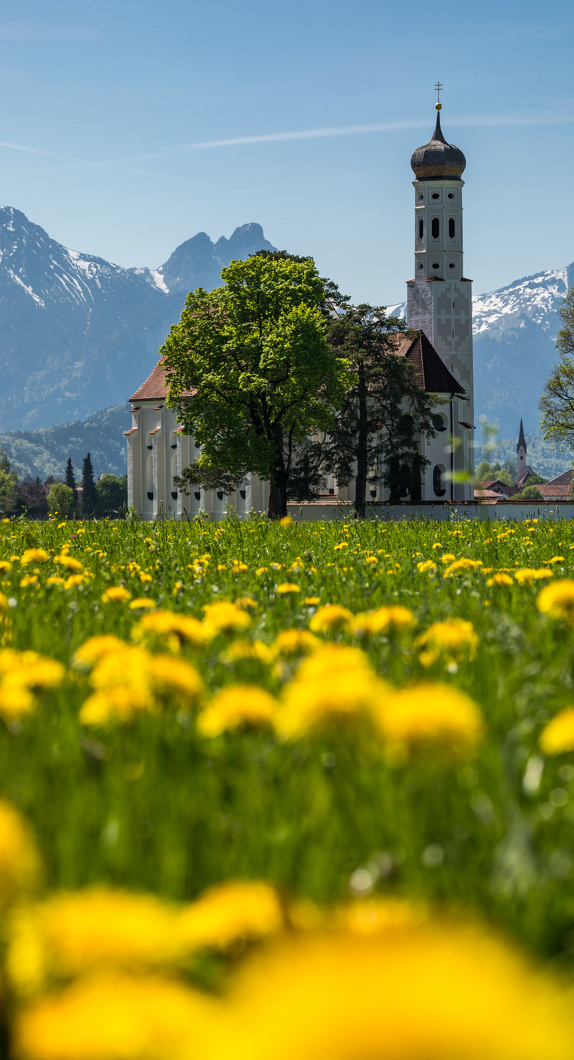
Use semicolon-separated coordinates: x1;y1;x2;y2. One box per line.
0;208;275;432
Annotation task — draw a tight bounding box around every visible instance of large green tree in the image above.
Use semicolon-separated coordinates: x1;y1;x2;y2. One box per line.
539;284;574;449
162;254;349;518
322;307;440;517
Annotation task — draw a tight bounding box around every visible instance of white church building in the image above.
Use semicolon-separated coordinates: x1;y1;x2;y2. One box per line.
127;100;475;518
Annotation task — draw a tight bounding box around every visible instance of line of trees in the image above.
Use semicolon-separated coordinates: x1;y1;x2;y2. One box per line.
0;450;127;519
164;252;441;519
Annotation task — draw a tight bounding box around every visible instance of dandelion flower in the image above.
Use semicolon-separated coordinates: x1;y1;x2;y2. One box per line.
178;880;283;951
309;605;353;635
132;610;210;649
20;550;49;566
540;708;574;756
416;560;437;574
538;579;574;624
271;630;320;659
220;640;274;666
352;606;416;637
54;555;83;572
276;583;300;594
515;568;554;584
415;619;478;667
101;586;131;604
224;923;574;1060
202;601;251;635
443;558;483;578
198;686;278;736
128;598;156;610
16;973;219;1060
376;683;483;760
0;800;41;906
72;636;127;670
486;573;513;587
277;646;387;739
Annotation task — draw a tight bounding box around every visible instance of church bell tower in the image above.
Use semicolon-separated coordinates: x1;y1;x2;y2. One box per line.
406;90;474;431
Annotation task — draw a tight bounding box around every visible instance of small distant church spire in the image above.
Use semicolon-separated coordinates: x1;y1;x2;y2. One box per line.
517;417;527;482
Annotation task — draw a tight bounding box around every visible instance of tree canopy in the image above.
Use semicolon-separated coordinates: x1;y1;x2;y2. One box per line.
162;254;349;518
322;308;440;516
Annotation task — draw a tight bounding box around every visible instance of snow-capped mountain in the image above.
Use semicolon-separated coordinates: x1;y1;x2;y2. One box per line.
0;209;275;431
389;264;574;438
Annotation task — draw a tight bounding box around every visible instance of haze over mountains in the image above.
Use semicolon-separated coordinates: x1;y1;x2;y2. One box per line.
0;208;275;432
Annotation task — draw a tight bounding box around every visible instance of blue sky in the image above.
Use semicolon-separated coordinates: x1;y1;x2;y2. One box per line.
1;0;573;305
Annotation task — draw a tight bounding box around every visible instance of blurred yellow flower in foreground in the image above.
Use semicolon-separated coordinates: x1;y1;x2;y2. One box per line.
223;922;574;1060
279;516;292;527
128;598;156;610
20;550;49;566
309;604;353;634
0;650;65;721
198;685;278;737
376;683;483;761
416;560;436;574
515;568;554;584
277;645;387;739
540;708;574;756
178;880;283;951
486;573;513;587
276;583;300;594
352;606;416;638
537;579;574;624
101;586;131;604
220;640;274;666
8;888;182;993
415;619;478;667
80;647;203;725
16;974;219;1060
54;555;83;572
271;629;319;659
443;558;483;578
132;610;210;649
72;636;126;670
202;601;252;635
0;800;41;907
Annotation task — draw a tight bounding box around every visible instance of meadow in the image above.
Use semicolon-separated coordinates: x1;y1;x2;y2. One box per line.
2;511;574;1059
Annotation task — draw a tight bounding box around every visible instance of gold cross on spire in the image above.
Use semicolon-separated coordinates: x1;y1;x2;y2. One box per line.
435;81;443;111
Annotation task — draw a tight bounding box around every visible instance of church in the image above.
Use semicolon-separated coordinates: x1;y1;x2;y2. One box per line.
126;99;475;518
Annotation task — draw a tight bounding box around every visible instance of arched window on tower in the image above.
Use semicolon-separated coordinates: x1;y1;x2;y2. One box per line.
449;218;455;238
431;218;440;239
418;219;423;240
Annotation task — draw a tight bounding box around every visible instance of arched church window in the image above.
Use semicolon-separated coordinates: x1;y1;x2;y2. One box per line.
431;218;440;239
432;413;448;432
418;219;423;239
433;463;446;497
449;218;455;238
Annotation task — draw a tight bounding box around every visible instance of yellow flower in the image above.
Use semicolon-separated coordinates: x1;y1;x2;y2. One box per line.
515;568;554;583
7;888;184;992
54;555;83;572
538;579;574;623
132;610;210;649
334;541;349;550
304;597;320;606
223;923;574;1060
20;575;38;588
352;606;416;638
178;880;283;951
128;598;156;610
20;549;49;566
15;973;218;1060
101;586;131;604
198;685;278;736
309;604;354;634
272;629;320;659
255;567;268;576
277;646;387;739
0;651;65;721
147;655;204;706
139;572;153;583
549;556;565;564
46;576;65;587
486;573;514;587
440;553;456;564
0;560;12;574
540;708;574;755
279;516;293;527
276;583;300;594
234;597;259;611
375;683;483;760
80;647;203;726
202;601;251;635
443;558;483;578
416;560;436;574
0;800;41;906
415;619;478;667
72;636;127;670
64;575;86;590
221;640;274;666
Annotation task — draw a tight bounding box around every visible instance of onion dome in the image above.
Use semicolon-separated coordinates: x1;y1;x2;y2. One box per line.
410;106;466;181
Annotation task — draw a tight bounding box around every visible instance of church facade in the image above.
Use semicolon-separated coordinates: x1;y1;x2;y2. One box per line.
127;102;474;517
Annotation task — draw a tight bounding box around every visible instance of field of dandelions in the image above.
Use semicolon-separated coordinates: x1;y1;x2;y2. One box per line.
2;511;574;1059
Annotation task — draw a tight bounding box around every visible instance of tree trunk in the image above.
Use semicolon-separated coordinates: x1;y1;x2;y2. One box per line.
353;361;368;518
266;424;288;519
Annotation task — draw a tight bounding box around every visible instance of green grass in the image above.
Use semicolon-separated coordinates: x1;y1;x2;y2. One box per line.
2;512;574;963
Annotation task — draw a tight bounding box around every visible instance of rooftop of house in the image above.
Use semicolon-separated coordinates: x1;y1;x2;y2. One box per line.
129;357;195;403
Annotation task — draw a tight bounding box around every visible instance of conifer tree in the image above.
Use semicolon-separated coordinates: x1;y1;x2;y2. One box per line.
81;453;98;515
65;457;78;505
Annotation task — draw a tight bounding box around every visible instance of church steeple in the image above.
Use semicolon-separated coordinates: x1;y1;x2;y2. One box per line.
517;417;527;482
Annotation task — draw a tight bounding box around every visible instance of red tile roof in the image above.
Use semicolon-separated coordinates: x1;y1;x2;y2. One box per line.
390;332;465;394
537;483;571;498
129;357;195;403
